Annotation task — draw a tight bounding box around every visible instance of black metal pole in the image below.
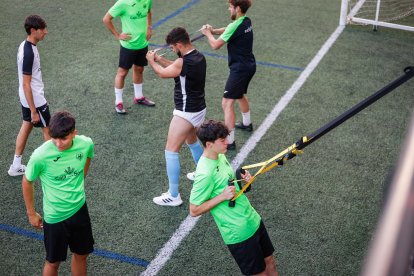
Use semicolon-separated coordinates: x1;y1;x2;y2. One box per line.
297;67;414;150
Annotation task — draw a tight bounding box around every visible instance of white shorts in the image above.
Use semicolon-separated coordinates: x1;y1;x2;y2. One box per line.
173;108;206;128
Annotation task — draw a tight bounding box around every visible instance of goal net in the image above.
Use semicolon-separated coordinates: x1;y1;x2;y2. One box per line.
340;0;414;31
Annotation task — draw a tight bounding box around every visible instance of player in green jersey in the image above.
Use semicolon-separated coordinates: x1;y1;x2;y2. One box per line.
190;120;278;275
103;0;155;114
22;111;94;276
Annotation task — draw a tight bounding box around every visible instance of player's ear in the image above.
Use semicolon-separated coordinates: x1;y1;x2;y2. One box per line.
205;141;213;149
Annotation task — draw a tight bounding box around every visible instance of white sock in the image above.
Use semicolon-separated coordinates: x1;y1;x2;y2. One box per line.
115;88;123;104
242;111;251;126
227;129;235;144
134;83;143;99
13;155;22;167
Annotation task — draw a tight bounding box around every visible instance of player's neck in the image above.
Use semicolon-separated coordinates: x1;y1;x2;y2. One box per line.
235;12;245;20
203;149;219;160
27;36;38;45
181;45;194;56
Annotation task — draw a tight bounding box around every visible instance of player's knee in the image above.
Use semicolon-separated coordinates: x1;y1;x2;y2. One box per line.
133;65;144;74
73;253;89;262
221;100;234;111
116;68;129;78
45;260;61;269
265;256;277;273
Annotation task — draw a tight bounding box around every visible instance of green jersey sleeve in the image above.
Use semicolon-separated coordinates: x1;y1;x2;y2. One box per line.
219;16;245;42
108;0;126;18
25;146;46;182
190;172;215;206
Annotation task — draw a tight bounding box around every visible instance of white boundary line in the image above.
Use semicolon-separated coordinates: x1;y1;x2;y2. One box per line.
141;24;346;276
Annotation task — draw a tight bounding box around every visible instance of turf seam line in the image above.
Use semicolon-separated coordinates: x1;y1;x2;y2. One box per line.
140;23;346;276
148;43;304;72
152;0;201;29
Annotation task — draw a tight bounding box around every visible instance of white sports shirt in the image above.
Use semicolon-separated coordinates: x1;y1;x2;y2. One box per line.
17;40;47;108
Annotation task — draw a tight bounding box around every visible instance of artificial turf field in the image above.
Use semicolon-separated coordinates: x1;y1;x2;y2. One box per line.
1;0;414;275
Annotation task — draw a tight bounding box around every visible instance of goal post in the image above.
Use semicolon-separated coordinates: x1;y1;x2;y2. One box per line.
340;0;414;32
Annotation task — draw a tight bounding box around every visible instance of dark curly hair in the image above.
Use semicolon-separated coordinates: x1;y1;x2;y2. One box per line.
228;0;251;13
49;111;76;138
24;15;47;35
165;27;190;45
196;120;229;147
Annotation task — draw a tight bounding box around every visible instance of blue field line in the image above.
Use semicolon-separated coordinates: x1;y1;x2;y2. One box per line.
0;223;149;268
0;223;44;241
203;52;304;72
93;249;149;267
149;0;303;72
148;43;304;72
153;0;201;29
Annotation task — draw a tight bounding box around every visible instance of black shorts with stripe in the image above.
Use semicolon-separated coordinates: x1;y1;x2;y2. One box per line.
223;69;256;99
21;103;50;128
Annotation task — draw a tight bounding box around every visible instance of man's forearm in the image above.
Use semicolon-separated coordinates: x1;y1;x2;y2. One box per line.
22;176;36;215
189;194;225;217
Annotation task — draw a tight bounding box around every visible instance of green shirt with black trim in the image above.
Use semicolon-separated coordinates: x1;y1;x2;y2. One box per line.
190;154;261;245
219;15;256;71
108;0;152;50
25;135;94;224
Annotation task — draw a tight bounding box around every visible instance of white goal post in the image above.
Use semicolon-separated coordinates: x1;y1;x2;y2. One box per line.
340;0;414;32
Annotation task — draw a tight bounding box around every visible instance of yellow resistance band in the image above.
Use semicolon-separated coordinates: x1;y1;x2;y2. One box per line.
230;137;308;201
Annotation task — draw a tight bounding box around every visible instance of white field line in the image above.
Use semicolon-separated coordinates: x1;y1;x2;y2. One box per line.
140;24;346;276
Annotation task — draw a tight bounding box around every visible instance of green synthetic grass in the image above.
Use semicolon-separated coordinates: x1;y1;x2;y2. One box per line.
1;0;414;275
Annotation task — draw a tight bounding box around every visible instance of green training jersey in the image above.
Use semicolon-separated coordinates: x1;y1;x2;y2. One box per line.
25;135;94;224
109;0;152;50
190;154;261;244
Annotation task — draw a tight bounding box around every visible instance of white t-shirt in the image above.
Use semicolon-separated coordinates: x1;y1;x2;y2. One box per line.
17;40;47;108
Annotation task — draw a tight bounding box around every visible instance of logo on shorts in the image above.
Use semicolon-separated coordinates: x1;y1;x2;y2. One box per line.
224;90;228;94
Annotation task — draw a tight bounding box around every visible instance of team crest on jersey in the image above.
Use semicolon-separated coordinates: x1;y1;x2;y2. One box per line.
76;153;83;161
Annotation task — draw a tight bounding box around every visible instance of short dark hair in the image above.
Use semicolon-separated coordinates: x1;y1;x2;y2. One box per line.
24;15;47;35
49;111;76;138
228;0;251;13
196;120;229;147
165;27;190;45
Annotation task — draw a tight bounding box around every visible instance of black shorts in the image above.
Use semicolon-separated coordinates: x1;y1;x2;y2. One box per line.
227;220;275;275
119;45;148;69
223;69;256;99
43;203;94;263
21;103;51;128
